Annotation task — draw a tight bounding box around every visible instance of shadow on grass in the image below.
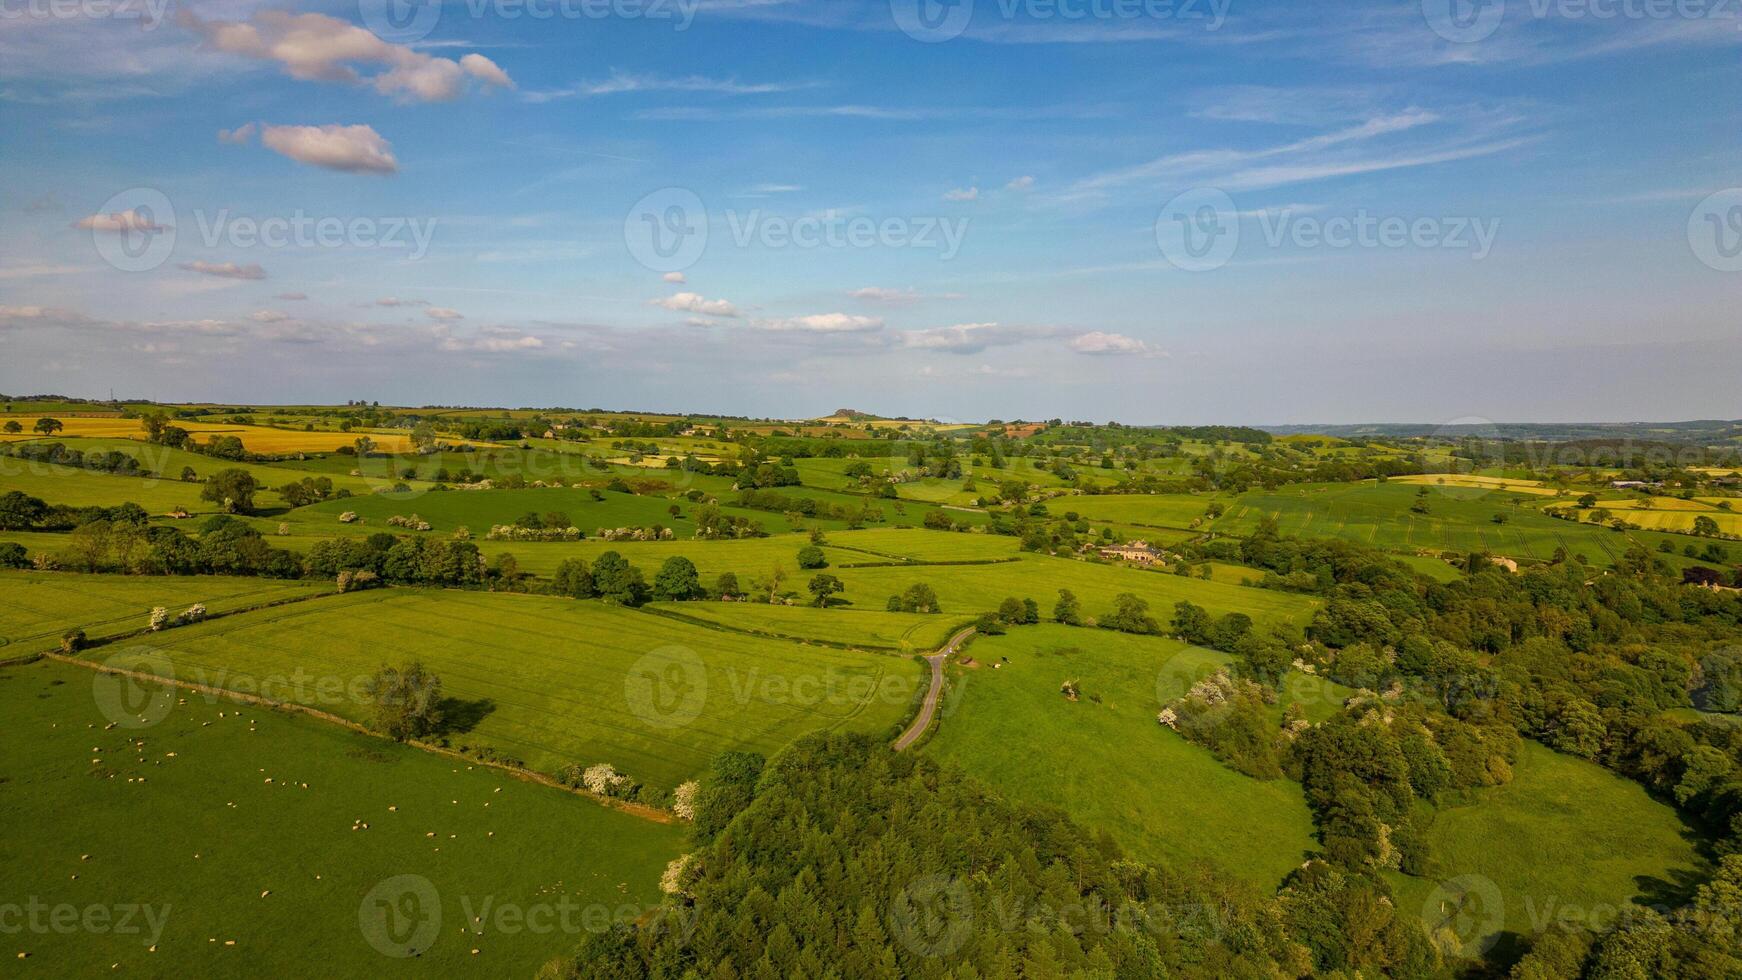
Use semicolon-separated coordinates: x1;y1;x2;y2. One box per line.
436;696;496;736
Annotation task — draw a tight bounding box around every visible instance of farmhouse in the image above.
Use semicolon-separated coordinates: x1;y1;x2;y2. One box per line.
1098;542;1164;565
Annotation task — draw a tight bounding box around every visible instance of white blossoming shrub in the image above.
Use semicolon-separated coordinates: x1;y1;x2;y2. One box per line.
582;763;630;797
672;780;699;821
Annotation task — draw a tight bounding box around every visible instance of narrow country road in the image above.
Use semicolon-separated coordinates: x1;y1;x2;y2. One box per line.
893;627;976;751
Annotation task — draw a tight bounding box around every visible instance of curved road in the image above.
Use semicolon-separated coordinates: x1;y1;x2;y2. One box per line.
893;627;976;751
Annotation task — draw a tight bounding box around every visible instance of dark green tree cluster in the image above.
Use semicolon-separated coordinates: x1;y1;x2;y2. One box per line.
551;733;1313;979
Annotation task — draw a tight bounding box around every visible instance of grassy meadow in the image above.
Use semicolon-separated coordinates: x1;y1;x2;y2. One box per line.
923;626;1320;886
0;572;333;655
0;659;682;977
118;588;923;791
1390;742;1706;961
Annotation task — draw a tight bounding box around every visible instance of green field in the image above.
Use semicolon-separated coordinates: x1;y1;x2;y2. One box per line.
1391;741;1705;959
924;626;1320;886
1212;483;1700;566
117;588;923;791
829;554;1321;626
0;463;216;515
649;601;972;651
0;572;334;655
0;659;682;976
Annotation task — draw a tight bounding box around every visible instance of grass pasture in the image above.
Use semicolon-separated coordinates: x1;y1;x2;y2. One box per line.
1055;494;1227;530
0;572;333;655
1211;482;1692;566
0;659;682;977
122;588;923;791
1;462;214;514
1390;742;1705;960
650;602;972;652
829;554;1321;626
924;626;1319;886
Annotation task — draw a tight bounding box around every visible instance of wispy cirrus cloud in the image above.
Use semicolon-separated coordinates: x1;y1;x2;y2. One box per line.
522;72;813;103
179;260;267;280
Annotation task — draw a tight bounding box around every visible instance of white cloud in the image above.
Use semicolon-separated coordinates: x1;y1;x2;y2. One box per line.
1069;331;1162;356
1005;175;1035;191
275;292;308;301
755;313;882;333
425;307;465;321
74;209;169;233
179;260;267;280
179;11;513;103
661;271;687;284
375;297;427;307
897;322;1037;355
250;310;289;323
459;54;514;90
217;123;256;144
943;186;979;202
260;124;398;174
437;327;545;353
651;292;739;317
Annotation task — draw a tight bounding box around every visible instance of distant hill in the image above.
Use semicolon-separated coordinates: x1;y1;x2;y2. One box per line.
1264;420;1742;444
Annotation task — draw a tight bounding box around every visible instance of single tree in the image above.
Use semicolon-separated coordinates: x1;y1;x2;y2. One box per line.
1053;588;1082;626
363;662;444;741
808;573;844;607
652;555;703;601
200;468;259;514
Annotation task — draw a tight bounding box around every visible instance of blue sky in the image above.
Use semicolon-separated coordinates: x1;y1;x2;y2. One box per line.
1;0;1738;423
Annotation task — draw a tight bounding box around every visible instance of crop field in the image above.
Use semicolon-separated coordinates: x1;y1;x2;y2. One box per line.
0;572;333;654
1548;501;1742;536
126;589;923;791
1389;474;1562;496
1389;742;1705;960
0;659;683;976
924;627;1319;886
830;554;1321;626
649;602;973;651
0;418;436;454
13;438;404;496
